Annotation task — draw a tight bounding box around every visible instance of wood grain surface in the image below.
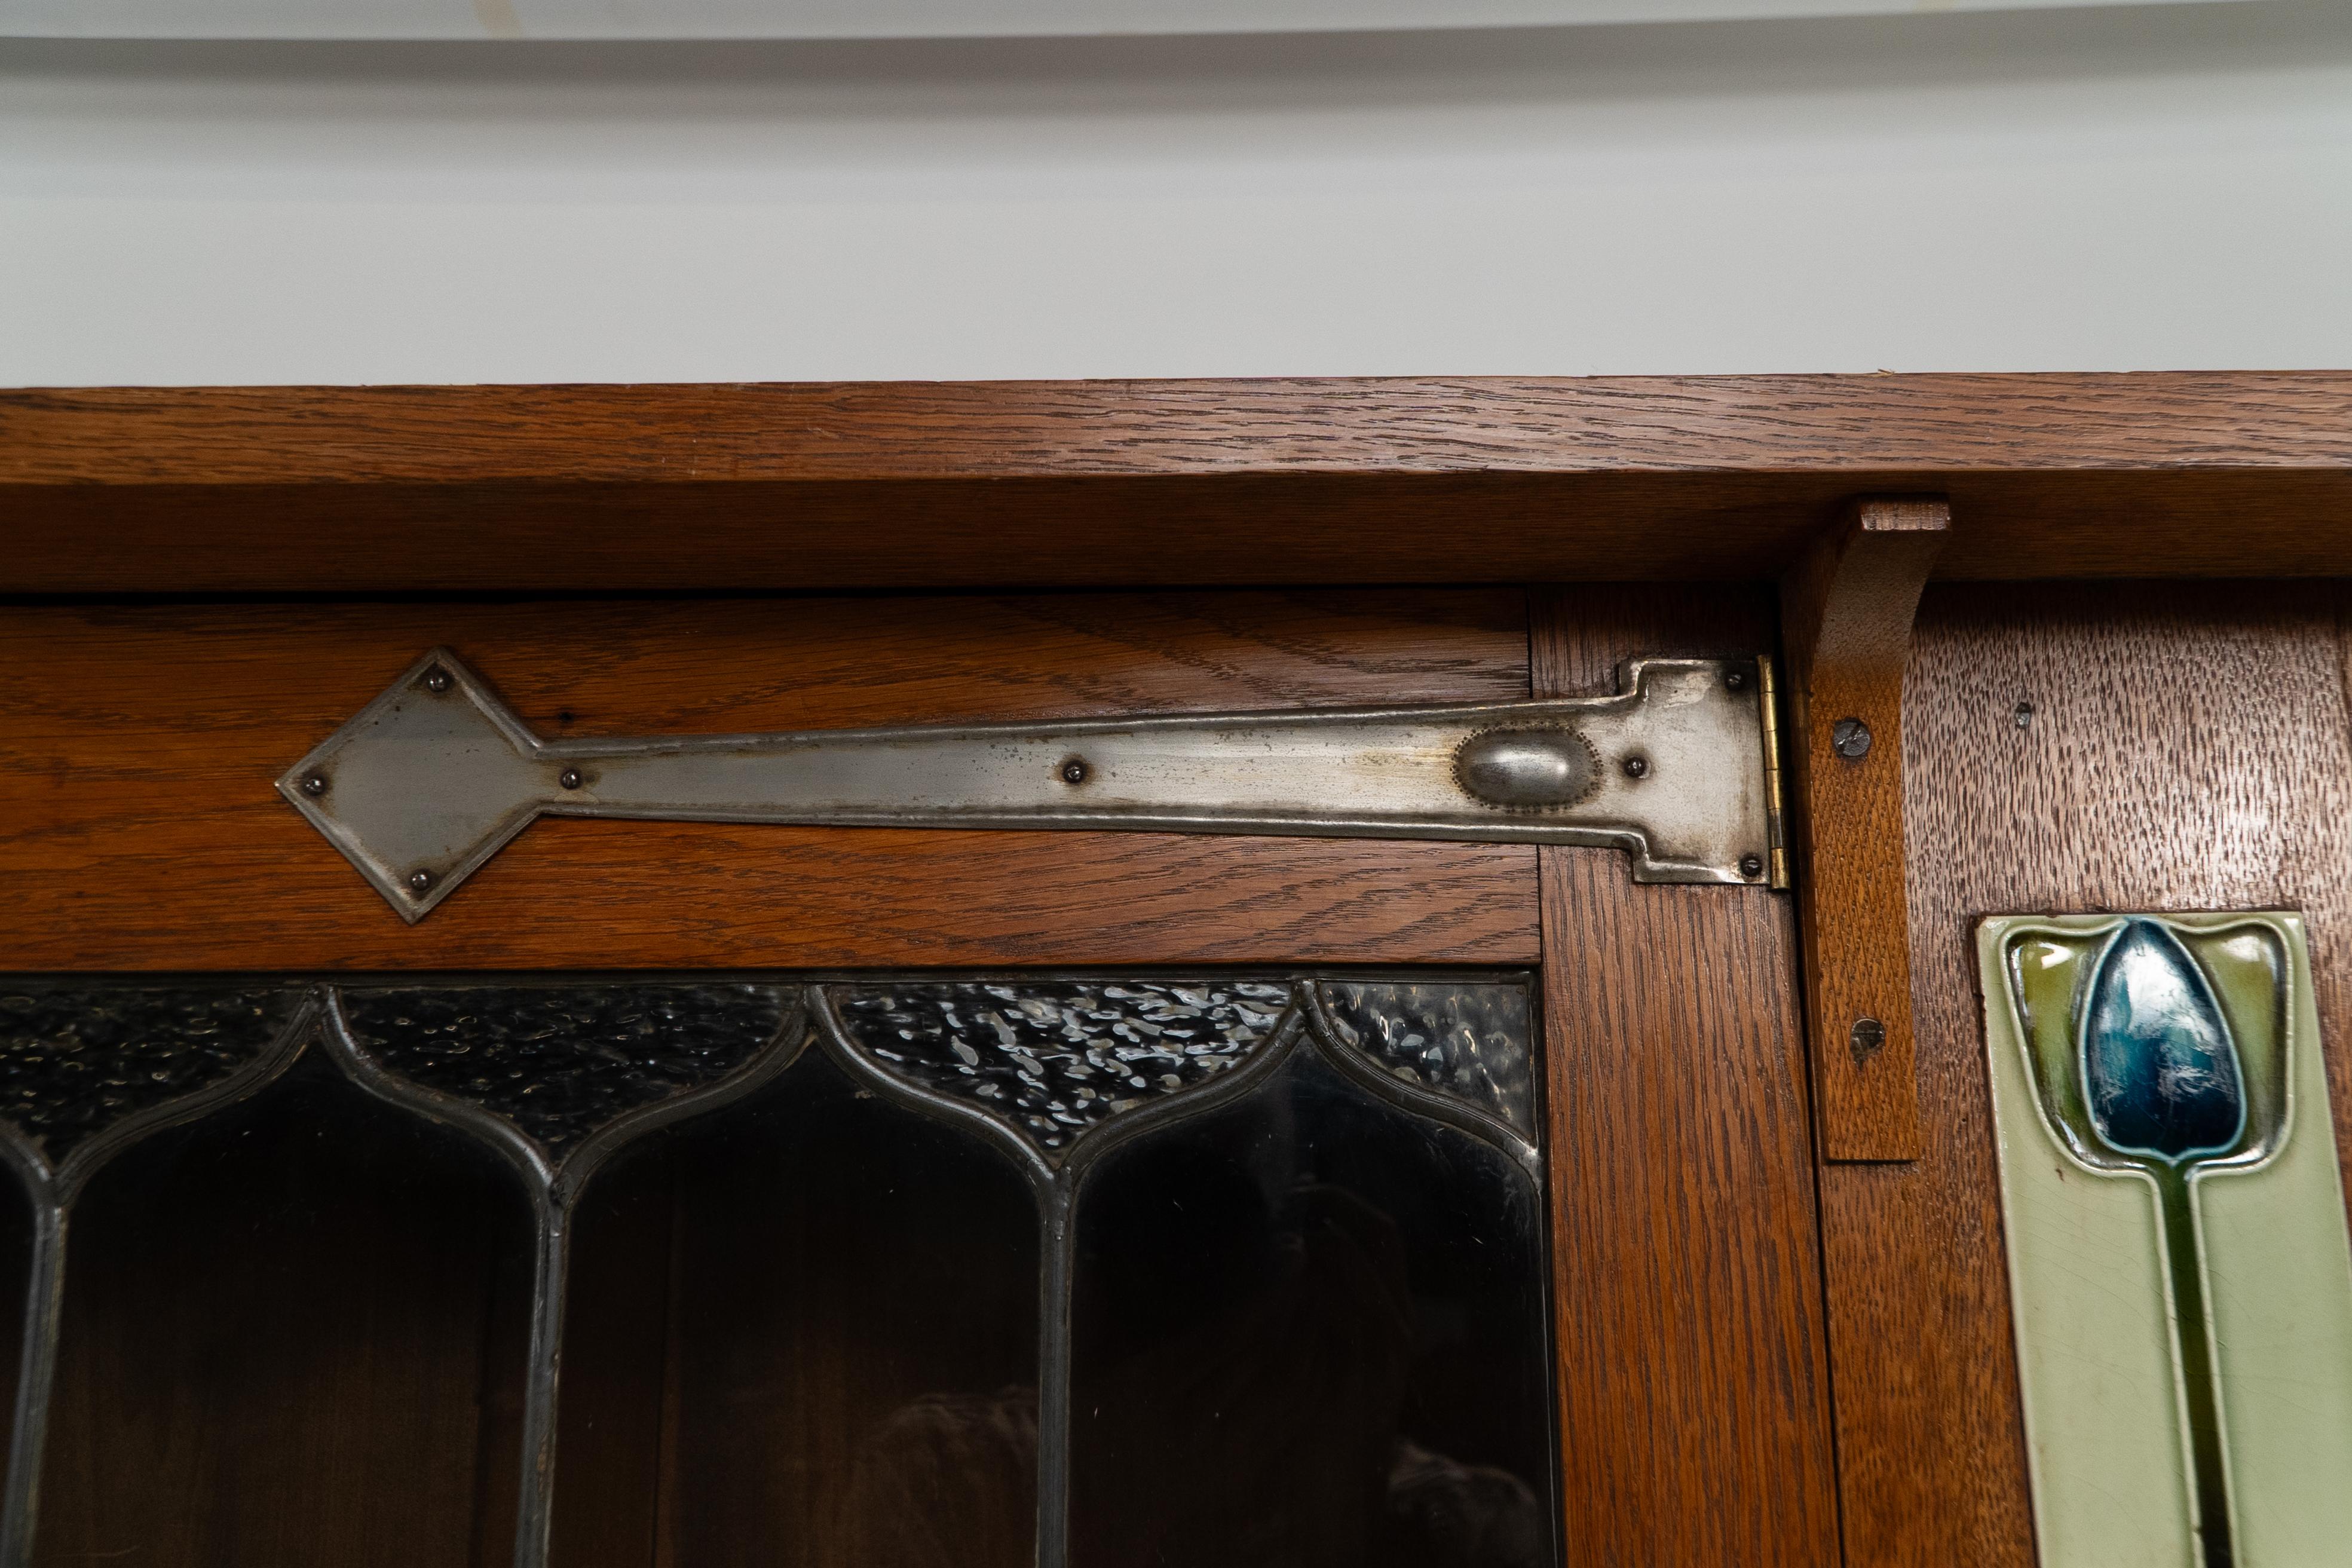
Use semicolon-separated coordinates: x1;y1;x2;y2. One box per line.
1783;498;1950;1162
1821;580;2352;1567
2;375;2348;592
1533;586;1838;1568
0;590;1539;970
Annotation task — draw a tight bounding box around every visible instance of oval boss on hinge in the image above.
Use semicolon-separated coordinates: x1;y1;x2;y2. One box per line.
277;650;1788;923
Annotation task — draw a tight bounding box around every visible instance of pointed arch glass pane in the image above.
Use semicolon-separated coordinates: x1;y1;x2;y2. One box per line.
42;1046;535;1567
1068;1043;1555;1567
645;1045;1042;1568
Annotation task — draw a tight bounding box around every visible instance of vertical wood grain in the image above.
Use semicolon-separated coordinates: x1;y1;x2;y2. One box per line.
1535;586;1839;1568
1821;580;2352;1567
1783;498;1950;1161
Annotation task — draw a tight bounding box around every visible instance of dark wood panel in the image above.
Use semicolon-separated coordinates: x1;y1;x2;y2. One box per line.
1533;586;1838;1568
0;591;1538;970
1;376;2348;592
1821;580;2352;1566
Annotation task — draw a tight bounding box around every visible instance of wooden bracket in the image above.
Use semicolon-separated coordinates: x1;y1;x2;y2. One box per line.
1781;497;1950;1162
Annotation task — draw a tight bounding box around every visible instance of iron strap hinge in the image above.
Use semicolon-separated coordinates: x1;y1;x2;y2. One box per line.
280;648;1788;922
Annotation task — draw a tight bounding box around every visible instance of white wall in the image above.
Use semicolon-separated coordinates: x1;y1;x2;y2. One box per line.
4;0;2348;384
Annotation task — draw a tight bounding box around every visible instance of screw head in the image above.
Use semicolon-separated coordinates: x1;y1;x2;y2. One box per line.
1724;668;1749;691
1060;757;1091;786
2013;700;2035;730
407;869;434;894
558;767;584;791
1622;755;1650;780
1849;1016;1888;1064
422;667;453;695
1738;853;1765;880
1830;716;1873;760
300;773;329;797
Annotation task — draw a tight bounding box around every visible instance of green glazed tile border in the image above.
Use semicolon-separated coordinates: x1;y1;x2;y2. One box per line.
1979;912;2352;1568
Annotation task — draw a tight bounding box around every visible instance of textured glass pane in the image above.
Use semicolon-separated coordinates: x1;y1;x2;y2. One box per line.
1070;1046;1554;1568
831;981;1290;1160
1316;980;1536;1137
658;1047;1042;1568
339;984;788;1153
0;986;292;1163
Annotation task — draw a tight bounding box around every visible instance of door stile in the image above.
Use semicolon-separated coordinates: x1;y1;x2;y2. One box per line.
1532;584;1840;1568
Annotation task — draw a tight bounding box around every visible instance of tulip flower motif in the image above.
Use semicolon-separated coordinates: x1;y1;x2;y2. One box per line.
2077;919;2252;1568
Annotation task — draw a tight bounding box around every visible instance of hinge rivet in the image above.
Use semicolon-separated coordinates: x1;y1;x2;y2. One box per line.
1738;853;1764;880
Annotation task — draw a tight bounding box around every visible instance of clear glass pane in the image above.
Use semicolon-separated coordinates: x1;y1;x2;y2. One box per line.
656;1046;1043;1568
1069;1042;1554;1568
42;1048;534;1567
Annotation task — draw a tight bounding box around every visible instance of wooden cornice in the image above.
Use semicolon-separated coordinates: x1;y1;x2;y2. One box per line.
4;373;2347;592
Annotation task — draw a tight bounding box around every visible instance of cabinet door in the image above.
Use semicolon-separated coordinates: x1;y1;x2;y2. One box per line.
0;586;1832;1568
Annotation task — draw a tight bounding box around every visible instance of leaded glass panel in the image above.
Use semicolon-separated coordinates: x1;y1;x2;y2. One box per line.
0;973;1548;1568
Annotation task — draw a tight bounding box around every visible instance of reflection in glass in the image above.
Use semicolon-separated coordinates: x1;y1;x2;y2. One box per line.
42;1048;532;1568
1070;1046;1553;1567
657;1046;1043;1568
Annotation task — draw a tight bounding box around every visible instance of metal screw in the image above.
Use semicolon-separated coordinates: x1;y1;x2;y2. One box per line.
1060;757;1091;786
2014;700;2035;730
1738;853;1765;880
1622;755;1650;780
423;667;453;694
1724;668;1748;691
407;869;434;893
1831;717;1873;760
300;773;329;797
1850;1016;1888;1064
558;767;584;791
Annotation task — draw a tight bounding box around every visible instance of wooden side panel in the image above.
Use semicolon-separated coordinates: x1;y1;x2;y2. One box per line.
1533;587;1839;1568
0;591;1537;970
1820;581;2352;1566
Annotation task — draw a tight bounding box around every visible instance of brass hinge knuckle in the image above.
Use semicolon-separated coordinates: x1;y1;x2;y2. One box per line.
1756;654;1793;891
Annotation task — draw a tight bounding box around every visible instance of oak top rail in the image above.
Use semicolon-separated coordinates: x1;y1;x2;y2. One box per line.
4;373;2348;591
